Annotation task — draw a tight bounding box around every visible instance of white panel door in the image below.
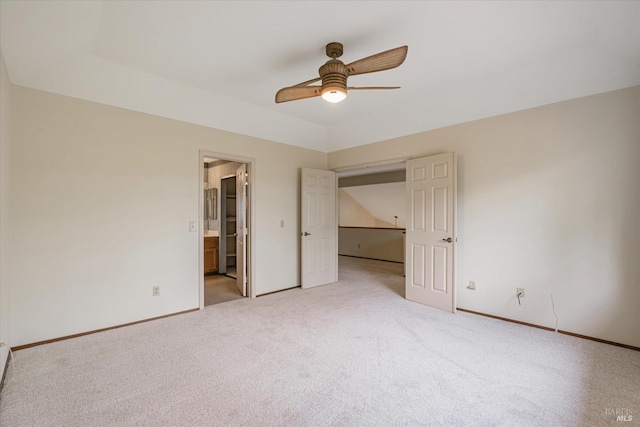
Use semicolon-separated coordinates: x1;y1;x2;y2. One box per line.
236;164;247;297
301;168;338;289
405;153;456;312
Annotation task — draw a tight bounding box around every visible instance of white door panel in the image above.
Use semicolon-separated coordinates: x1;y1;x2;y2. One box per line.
301;168;337;289
405;153;456;312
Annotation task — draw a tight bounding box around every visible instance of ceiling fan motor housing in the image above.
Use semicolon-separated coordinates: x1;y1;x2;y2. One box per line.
319;60;348;93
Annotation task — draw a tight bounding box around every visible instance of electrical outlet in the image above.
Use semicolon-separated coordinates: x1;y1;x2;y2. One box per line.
467;281;476;290
153;286;160;297
517;288;525;297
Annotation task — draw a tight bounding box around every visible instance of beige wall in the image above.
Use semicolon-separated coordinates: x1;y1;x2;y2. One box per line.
4;71;639;349
0;52;11;368
339;228;404;263
8;85;326;346
329;86;640;348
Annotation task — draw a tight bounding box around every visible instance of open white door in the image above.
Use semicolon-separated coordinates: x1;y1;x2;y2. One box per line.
405;153;456;312
301;168;338;289
236;164;247;296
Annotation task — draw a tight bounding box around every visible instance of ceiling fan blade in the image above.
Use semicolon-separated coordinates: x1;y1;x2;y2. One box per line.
275;86;322;103
293;77;321;87
345;46;408;76
347;86;400;90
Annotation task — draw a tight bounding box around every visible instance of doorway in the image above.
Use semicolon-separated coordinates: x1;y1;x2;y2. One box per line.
200;151;253;308
332;154;457;313
336;164;407;269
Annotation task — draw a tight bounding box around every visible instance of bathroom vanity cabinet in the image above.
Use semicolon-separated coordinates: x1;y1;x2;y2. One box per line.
204;236;219;274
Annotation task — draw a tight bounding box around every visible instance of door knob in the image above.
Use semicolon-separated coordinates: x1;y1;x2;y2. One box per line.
442;237;452;243
303;232;311;236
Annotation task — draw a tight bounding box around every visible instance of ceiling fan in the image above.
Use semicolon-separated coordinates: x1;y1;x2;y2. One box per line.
275;42;408;104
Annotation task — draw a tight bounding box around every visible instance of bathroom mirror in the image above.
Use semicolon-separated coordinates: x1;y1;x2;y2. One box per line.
204;188;217;220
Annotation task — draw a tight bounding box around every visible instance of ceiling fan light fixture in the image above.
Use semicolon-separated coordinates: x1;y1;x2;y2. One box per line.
321;87;347;103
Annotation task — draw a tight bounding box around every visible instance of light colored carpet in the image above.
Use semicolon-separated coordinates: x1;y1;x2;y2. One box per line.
1;257;638;426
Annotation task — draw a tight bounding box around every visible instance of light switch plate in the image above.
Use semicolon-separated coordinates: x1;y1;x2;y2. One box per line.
189;221;197;232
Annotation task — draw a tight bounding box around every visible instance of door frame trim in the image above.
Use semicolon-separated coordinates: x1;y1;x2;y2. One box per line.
199;150;256;309
452;152;458;313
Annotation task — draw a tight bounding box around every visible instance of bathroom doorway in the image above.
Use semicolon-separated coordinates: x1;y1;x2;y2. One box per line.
200;152;253;307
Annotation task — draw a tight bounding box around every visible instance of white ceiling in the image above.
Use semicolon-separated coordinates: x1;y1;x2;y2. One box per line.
1;1;638;153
